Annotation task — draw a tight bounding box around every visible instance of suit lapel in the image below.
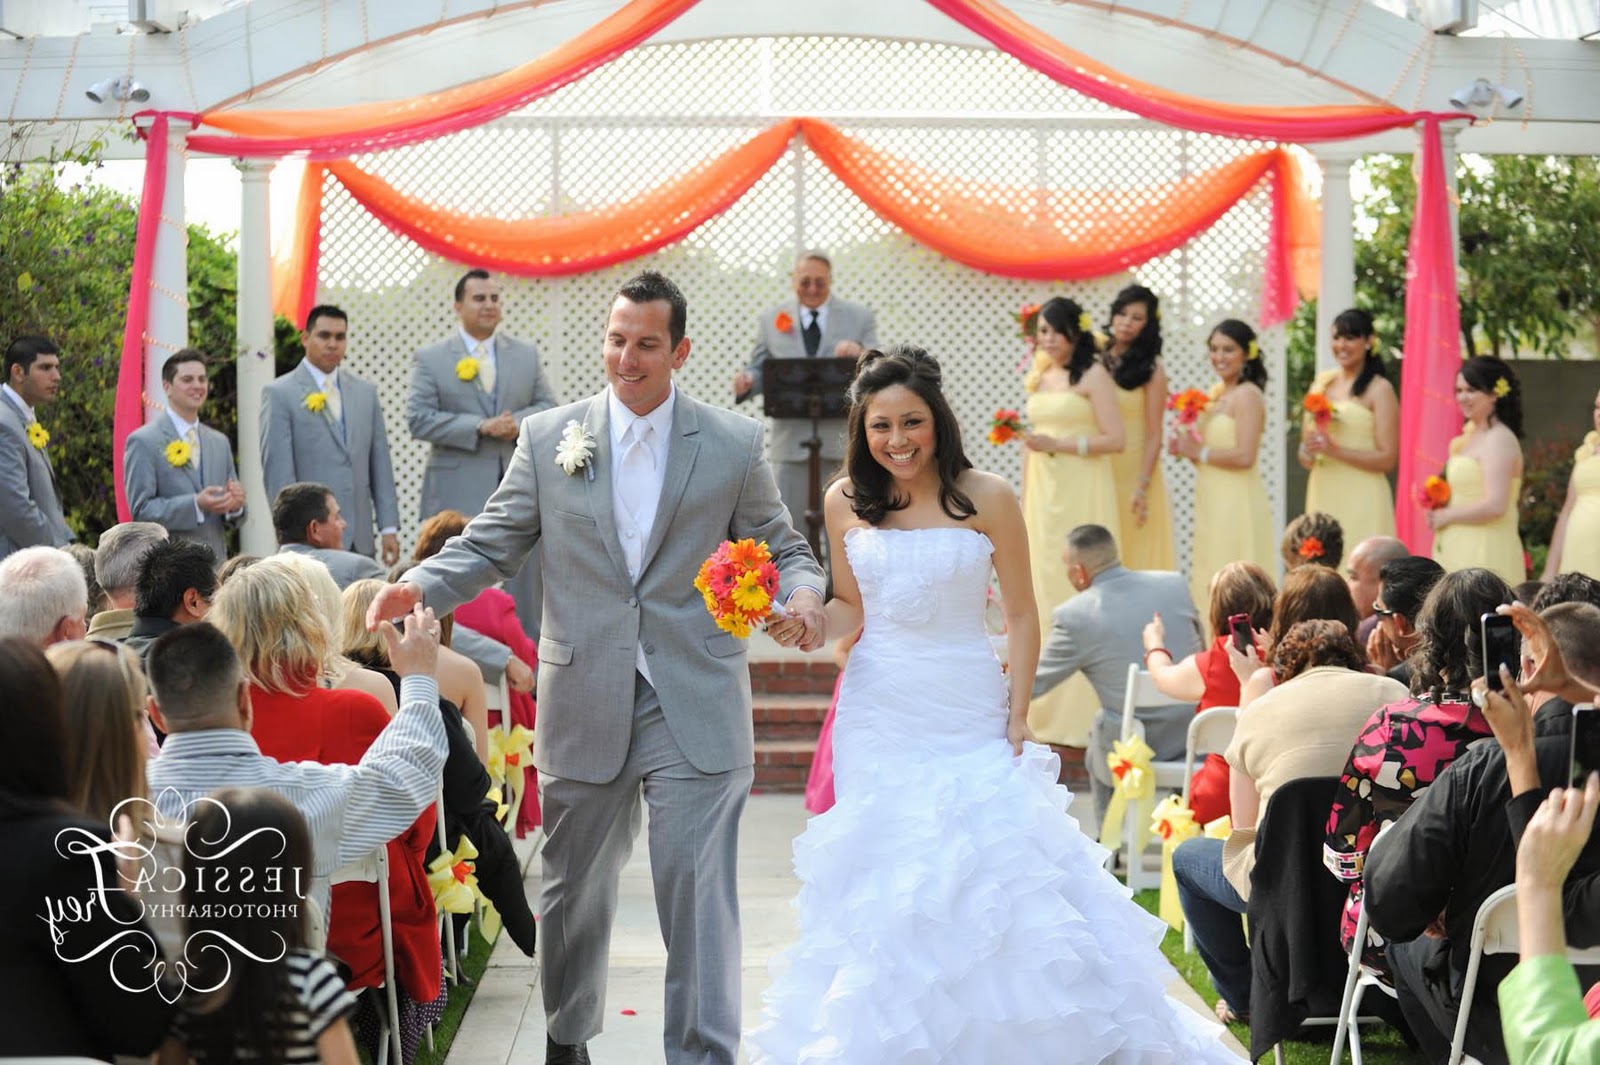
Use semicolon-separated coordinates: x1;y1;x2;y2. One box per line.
581;395;632;585
160;417;203;491
638;393;700;577
298;363;350;457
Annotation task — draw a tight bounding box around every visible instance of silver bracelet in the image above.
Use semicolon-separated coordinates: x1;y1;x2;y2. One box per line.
1076;435;1089;458
1198;446;1211;465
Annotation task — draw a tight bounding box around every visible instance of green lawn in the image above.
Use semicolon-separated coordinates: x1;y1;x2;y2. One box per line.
1130;890;1424;1065
352;920;496;1065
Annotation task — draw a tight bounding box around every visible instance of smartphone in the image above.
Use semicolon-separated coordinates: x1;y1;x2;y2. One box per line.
1571;704;1600;787
1481;612;1520;692
1228;613;1253;654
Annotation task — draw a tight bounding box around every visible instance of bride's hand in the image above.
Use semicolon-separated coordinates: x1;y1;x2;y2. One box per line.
1007;716;1038;757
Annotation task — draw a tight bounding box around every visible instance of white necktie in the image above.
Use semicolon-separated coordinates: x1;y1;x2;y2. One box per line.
618;421;656;524
324;371;343;426
184;426;200;470
476;340;496;394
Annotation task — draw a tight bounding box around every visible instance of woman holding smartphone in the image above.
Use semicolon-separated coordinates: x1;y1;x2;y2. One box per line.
1172;320;1275;613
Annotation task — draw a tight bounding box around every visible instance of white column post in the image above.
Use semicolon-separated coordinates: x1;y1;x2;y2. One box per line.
1314;150;1359;374
234;158;277;556
144;116;193;422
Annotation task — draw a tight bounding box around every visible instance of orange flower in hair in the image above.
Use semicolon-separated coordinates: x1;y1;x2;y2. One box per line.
1297;536;1325;561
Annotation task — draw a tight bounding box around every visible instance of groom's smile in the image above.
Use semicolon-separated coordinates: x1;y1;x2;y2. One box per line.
604;294;692;417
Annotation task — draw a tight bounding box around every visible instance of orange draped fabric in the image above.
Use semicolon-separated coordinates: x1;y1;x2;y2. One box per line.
270;164;327;328
271;119;1317;327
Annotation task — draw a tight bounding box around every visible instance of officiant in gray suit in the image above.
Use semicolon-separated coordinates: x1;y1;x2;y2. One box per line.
733;251;877;544
370;272;826;1065
123;349;244;561
262;304;401;566
0;336;72;560
407;270;558;635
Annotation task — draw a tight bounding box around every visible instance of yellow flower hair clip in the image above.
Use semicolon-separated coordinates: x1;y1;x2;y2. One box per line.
1246;339;1261;361
1077;311;1093;334
1493;377;1511;398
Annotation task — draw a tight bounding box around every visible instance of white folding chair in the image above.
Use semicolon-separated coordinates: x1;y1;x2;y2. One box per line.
1117;663;1189;890
1329;823;1400;1064
484;675;509;719
435;787;460;985
332;846;403;1065
1177;705;1238;952
1447;883;1600;1064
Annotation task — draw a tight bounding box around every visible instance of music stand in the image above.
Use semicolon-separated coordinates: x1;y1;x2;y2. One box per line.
762;356;856;559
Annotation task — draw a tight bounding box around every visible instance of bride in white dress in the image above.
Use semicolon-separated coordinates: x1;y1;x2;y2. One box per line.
748;345;1238;1064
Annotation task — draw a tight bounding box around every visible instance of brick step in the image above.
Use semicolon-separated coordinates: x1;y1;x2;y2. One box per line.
753;694;832;740
749;659;839;697
752;738;817;792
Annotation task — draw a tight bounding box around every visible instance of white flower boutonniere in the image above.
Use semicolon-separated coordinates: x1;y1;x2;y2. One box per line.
554;420;596;476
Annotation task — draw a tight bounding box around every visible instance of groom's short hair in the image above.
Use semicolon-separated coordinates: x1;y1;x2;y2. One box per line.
617;271;687;347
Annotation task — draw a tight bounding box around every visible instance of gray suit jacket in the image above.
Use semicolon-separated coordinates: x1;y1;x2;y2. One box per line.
262;362;398;556
1033;565;1203;759
0;393;71;559
739;297;877;462
123;417;241;561
406;332;558;520
407;388;823;784
277;542;385;589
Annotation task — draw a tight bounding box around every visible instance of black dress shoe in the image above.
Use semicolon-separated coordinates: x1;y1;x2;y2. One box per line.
545;1035;591;1064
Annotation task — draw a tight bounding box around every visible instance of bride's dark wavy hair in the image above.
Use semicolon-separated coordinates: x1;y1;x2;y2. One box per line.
844;345;976;526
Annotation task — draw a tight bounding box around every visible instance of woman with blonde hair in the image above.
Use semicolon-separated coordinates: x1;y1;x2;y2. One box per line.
267;552;397;715
45;640;150;825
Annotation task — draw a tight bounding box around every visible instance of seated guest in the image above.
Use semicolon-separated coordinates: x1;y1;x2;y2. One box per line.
1514;579;1546;607
1280;510;1344;572
268;552;398;715
64;543;108;617
1234;564;1363;707
124;538;216;660
1532;571;1600;613
1144;560;1276;824
46;639;151;822
1172;620;1407;1025
1034;523;1202;823
1324;567;1514;981
1366;556;1445;686
143;619;447;955
272;481;385;589
207;562;445;1056
0;545;88;648
215;552;261;586
1345;535;1410;646
1365;602;1600;1063
0;638;172;1058
86;521;167;641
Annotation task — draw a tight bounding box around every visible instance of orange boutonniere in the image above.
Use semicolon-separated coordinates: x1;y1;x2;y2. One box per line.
774;311;793;334
1297;536;1325;562
988;407;1025;445
1417;474;1451;510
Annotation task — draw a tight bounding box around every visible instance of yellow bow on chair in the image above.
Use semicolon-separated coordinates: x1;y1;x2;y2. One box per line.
428;833;503;942
1151;796;1202;929
1098;735;1157;850
488;724;534;829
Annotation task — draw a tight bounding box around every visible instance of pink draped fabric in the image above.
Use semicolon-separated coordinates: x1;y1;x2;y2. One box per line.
112;113;168;523
1395;120;1463;555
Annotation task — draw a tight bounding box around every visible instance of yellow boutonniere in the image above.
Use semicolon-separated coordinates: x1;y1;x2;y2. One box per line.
1077;310;1094;334
456;356;480;382
303;390;327;414
164;439;192;468
1493;376;1511;398
1246;339;1261;360
25;421;49;449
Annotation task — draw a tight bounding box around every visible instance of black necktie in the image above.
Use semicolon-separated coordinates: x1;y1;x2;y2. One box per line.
802;310;821;357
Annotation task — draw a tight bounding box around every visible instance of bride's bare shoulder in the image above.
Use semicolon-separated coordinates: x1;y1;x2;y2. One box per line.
958;468;1016;504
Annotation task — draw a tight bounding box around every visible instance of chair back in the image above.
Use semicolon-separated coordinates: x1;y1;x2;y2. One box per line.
1180;706;1238;804
1121;662;1171;741
485;676;509;715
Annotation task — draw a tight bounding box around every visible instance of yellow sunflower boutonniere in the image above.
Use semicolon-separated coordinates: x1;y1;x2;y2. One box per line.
164;439;193;468
1493;376;1512;398
456;356;480;382
25;421;49;450
303;390;328;414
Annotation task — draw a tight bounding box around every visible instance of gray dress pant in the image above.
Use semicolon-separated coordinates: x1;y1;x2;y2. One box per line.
538;674;753;1065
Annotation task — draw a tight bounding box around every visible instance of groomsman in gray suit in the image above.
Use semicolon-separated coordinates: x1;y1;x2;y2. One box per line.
123;349;244;562
0;335;73;560
371;272;826;1065
271;482;386;589
262;305;401;566
1032;524;1201;824
407;270;558;633
733;251;877;541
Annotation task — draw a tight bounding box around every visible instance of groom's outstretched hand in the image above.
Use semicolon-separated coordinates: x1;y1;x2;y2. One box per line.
779;588;827;653
367;581;423;632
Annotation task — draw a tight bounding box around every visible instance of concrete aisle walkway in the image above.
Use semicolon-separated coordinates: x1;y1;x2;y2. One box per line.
447;793;1247;1063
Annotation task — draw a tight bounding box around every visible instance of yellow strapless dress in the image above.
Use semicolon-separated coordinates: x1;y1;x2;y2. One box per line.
1188;412;1276;613
1023;390;1121;747
1109;383;1175;571
1302;373;1395;548
1558;433;1600;578
1432;436;1525;585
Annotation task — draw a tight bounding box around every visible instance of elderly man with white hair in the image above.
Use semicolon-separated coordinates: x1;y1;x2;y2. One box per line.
85;521;169;642
0;545;89;647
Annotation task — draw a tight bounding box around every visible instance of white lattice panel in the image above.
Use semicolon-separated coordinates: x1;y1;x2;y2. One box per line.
312;35;1286;581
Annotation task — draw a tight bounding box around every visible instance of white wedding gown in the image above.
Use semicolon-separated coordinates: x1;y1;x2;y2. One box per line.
747;526;1239;1064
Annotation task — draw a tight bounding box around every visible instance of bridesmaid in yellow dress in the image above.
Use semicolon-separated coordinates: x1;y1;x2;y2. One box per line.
1430;355;1526;585
1021;296;1125;748
1169;319;1276;614
1543;387;1600;579
1298;308;1398;547
1102;285;1176;571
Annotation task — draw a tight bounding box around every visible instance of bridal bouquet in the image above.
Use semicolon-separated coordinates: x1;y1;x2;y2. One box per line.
988;407;1026;445
695;538;782;639
1166;388;1209;442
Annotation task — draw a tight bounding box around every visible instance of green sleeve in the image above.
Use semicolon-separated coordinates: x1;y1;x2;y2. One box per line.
1498;955;1598;1065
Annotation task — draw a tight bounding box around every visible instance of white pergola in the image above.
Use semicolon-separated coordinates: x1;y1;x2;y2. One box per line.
3;0;1598;553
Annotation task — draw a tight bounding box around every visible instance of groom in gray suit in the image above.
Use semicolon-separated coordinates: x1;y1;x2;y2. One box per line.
262;305;401;565
733;251;876;543
406;270;559;635
370;272;826;1065
123;349;245;562
0;336;73;560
